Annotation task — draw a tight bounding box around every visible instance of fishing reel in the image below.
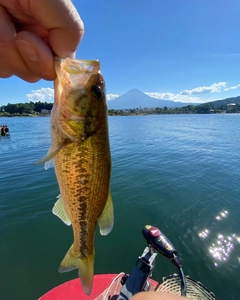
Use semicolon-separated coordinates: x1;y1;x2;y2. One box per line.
116;225;217;300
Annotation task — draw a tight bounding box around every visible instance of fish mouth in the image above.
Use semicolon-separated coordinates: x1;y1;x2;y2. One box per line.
55;57;101;75
54;57;102;92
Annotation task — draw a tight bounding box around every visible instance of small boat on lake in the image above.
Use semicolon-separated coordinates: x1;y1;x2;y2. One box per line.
0;124;10;136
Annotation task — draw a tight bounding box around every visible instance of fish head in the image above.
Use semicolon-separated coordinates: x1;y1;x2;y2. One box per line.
53;58;107;142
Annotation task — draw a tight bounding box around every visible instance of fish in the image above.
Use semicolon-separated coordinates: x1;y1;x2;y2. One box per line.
37;58;114;295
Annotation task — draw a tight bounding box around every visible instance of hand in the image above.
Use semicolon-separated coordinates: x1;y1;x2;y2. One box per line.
0;0;84;82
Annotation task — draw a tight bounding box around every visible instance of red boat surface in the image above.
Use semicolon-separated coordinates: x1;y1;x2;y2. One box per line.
39;273;158;300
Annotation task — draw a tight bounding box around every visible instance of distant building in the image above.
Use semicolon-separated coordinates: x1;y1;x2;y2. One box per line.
41;109;51;114
227;103;236;106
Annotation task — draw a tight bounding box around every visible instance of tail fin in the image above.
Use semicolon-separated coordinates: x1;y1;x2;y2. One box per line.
58;245;94;295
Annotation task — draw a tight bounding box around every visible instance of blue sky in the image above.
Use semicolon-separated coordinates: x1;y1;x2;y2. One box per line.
1;0;240;106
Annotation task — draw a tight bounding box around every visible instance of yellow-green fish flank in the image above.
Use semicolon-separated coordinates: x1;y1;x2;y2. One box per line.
38;58;114;295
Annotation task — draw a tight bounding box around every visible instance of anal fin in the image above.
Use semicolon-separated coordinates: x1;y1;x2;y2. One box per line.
98;190;114;236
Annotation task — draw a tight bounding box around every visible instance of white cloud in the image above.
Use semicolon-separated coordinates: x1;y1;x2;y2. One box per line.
107;94;119;101
224;83;240;91
146;82;229;103
180;82;227;95
26;88;119;102
145;92;201;103
27;80;240;105
26;88;54;102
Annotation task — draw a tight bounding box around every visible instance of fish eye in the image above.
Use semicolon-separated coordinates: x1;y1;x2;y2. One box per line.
90;85;102;99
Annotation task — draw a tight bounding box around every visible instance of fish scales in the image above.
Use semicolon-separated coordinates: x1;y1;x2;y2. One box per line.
54;131;111;257
37;58;114;295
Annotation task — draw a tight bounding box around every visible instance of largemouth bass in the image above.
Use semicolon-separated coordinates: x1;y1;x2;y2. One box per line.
38;58;114;295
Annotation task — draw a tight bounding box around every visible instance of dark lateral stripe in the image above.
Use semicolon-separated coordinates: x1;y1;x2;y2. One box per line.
78;197;88;257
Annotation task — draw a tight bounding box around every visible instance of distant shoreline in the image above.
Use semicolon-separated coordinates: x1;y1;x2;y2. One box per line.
1;98;240;115
1;112;239;118
0;114;50;117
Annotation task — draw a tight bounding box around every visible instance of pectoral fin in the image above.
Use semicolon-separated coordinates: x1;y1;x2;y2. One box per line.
52;195;71;226
34;141;66;168
98;190;114;236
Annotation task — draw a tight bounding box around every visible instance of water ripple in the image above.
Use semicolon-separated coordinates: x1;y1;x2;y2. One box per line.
1;115;240;300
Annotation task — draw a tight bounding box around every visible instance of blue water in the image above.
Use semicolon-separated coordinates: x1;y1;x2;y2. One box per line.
0;114;240;299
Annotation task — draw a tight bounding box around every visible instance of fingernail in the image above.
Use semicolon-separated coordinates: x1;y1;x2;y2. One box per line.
57;51;76;60
15;40;39;62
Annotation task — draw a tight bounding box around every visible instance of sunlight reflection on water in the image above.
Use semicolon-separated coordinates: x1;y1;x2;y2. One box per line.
198;210;240;267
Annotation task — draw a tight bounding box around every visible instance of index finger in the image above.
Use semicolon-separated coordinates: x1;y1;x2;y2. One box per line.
4;0;84;58
33;0;84;58
35;0;84;58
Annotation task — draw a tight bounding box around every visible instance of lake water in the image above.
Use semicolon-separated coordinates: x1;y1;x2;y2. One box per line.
0;114;240;300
